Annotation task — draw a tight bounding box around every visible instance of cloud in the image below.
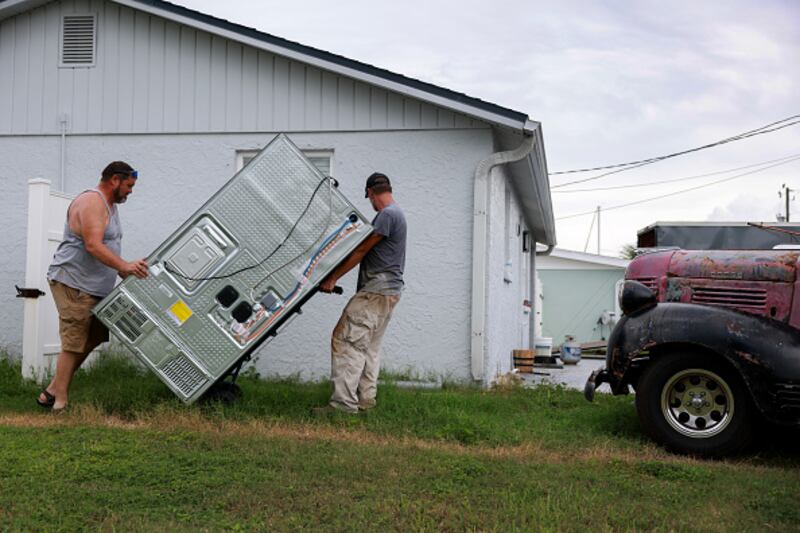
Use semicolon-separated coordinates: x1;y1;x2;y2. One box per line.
708;24;784;62
706;193;785;222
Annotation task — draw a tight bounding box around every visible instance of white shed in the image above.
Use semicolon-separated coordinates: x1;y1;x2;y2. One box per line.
537;249;628;348
0;0;556;385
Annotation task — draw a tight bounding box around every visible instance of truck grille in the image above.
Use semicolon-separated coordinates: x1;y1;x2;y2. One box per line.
632;277;658;294
776;383;800;409
691;287;767;310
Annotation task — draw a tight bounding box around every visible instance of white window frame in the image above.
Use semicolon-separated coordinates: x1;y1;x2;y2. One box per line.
303;150;335;177
59;14;98;69
235;150;258;171
235;149;334;177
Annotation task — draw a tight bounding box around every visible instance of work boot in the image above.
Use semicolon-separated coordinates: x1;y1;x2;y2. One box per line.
358;398;377;411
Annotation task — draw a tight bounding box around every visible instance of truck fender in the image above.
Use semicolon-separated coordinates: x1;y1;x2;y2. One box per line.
607;302;800;421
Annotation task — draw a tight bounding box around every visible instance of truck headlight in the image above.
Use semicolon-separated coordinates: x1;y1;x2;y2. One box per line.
620;280;657;316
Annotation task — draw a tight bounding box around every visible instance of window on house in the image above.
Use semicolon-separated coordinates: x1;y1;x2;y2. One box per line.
60;15;97;67
236;149;333;177
522;229;531;253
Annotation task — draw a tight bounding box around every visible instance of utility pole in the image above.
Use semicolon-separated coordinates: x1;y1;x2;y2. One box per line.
583;211;596;253
596;205;601;255
779;184;795;222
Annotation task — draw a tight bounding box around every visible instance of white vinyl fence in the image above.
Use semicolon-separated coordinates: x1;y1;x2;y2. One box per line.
20;179;101;380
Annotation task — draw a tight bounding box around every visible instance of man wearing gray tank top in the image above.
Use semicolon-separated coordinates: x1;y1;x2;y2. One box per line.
37;161;149;412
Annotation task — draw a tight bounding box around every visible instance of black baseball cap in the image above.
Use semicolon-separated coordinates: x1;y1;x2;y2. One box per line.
365;172;391;197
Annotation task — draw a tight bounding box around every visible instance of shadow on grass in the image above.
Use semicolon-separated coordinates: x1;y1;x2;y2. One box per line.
748;423;800;466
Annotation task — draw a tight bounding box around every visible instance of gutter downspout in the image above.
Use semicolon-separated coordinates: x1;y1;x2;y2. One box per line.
530;244;554;350
471;131;536;382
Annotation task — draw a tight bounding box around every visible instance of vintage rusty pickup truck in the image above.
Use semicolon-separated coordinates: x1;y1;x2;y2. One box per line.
585;249;800;456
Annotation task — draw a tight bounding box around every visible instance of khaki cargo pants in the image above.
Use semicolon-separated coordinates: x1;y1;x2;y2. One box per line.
330;291;400;413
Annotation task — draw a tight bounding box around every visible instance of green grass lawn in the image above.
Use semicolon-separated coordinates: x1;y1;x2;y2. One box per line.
1;355;799;532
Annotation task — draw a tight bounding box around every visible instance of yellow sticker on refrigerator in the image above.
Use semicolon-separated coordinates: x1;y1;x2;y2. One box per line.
168;299;193;325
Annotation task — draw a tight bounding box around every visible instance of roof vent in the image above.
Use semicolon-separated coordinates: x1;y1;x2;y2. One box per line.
60;15;96;67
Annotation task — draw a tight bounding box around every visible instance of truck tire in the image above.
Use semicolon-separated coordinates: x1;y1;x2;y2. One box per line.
635;350;755;457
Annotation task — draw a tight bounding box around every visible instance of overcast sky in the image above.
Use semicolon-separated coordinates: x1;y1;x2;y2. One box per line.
180;0;800;256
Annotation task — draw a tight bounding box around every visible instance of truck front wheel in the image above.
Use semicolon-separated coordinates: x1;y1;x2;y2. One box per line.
635;350;755;457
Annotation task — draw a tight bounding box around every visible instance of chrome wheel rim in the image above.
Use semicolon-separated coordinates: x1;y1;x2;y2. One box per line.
660;368;734;439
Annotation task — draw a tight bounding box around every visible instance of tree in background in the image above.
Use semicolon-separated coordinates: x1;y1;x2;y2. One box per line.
620;244;637;260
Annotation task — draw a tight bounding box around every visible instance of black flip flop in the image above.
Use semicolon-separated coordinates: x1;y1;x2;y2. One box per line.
36;389;56;408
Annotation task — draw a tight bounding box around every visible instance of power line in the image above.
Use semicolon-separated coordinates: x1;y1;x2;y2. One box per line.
549;114;800;189
550;114;799;175
552;153;800;193
555;157;800;221
553;119;800;188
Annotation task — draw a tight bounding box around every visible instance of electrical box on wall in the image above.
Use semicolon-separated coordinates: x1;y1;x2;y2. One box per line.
94;134;372;403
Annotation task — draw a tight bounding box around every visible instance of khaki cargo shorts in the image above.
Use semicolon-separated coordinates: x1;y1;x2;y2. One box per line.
49;280;109;354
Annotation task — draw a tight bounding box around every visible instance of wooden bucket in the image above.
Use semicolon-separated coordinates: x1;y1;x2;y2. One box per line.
512;349;534;374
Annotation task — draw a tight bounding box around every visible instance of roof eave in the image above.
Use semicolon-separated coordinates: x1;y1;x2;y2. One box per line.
0;0;51;21
492;124;556;247
513;125;556;246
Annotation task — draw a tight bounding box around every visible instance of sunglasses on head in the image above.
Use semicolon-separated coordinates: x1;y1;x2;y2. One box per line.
116;170;139;179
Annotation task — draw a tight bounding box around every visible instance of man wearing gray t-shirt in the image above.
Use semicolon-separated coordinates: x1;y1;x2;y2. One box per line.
316;172;406;414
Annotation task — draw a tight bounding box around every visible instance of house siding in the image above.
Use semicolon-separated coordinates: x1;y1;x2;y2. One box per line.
0;0;486;135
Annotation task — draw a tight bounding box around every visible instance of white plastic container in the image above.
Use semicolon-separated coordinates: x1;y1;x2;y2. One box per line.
534;337;553;357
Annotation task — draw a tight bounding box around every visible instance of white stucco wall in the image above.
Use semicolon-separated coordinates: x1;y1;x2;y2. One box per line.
0;128;494;381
